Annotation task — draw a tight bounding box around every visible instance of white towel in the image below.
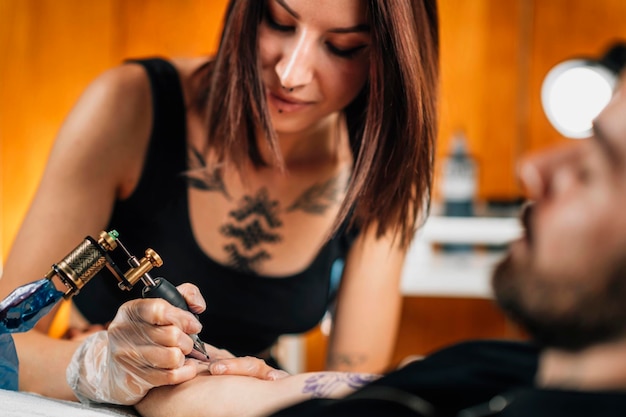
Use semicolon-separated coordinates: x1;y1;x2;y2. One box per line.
0;389;138;417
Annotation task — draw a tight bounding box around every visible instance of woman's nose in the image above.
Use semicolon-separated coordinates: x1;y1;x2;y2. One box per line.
275;30;314;91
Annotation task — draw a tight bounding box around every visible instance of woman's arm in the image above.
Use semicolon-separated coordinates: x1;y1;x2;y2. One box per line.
326;225;407;373
0;63;154;399
2;62;287;402
135;371;379;417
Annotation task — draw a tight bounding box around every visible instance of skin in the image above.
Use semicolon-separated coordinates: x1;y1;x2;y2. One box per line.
258;0;370;139
0;0;404;401
494;77;626;389
136;371;378;417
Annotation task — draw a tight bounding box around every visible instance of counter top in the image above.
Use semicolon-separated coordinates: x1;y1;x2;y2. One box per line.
400;216;522;299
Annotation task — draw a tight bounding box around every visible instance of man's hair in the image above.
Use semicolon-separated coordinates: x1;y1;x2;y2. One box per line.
195;0;440;247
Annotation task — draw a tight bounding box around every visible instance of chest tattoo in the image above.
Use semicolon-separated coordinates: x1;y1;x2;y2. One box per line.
184;146;231;199
220;188;283;273
286;175;346;214
229;188;283;227
185;147;349;273
221;219;281;250
218;182;346;273
223;244;271;274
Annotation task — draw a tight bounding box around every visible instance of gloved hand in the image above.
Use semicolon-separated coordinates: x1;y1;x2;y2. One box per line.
66;283;206;405
66;283;288;405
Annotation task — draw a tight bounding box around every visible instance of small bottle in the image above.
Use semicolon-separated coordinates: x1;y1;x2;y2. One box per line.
440;131;478;218
440;131;478;252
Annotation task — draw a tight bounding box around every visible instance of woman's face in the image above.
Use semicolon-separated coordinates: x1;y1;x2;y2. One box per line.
258;0;371;135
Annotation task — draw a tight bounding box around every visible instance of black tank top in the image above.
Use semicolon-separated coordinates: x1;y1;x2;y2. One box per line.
74;58;357;357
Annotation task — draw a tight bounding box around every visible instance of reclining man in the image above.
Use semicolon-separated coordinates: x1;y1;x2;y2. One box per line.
134;75;626;417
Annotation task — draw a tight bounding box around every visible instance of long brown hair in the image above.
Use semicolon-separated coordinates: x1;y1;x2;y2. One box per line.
200;0;439;248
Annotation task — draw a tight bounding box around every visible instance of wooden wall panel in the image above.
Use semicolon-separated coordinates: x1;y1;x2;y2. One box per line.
437;0;525;200
304;297;527;372
0;0;228;261
113;0;226;59
1;0;116;261
526;0;626;154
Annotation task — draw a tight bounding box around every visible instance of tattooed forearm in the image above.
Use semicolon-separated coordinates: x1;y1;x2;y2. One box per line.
287;174;346;214
302;373;379;398
328;353;368;370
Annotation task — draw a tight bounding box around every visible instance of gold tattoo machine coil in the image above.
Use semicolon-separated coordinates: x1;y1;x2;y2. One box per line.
44;230;162;299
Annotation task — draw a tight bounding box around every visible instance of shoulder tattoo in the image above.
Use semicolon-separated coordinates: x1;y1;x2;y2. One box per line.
184;145;231;199
287;172;348;215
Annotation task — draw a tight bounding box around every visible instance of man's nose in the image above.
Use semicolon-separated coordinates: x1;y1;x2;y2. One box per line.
518;159;546;201
518;144;582;200
275;30;314;90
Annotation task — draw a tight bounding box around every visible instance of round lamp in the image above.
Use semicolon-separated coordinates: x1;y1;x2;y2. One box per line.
541;43;626;139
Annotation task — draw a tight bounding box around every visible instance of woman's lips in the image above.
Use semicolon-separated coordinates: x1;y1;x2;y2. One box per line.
267;91;312;113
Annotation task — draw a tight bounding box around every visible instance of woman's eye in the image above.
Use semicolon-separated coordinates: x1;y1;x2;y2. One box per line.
265;9;293;32
326;43;367;59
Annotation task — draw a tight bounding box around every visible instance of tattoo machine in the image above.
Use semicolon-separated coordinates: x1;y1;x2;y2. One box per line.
44;230;209;359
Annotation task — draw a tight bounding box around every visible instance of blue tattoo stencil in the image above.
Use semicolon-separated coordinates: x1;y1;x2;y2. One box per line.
302;373;378;398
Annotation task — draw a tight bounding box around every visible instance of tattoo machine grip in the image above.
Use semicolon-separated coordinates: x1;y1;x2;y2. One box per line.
142;277;209;360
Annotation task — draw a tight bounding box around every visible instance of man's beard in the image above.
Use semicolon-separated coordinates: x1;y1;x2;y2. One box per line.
492;252;626;351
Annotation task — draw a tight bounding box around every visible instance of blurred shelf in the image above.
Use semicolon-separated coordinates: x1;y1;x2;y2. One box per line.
401;216;522;298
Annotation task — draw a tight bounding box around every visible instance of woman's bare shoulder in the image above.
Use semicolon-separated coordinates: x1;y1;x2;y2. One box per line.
88;56;209;108
90;62;151;98
68;63;153;132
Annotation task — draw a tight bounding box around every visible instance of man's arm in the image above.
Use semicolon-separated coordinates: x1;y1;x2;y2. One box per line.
135;371;378;417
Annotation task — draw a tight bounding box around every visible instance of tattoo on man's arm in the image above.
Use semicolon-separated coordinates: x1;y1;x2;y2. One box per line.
302;373;378;398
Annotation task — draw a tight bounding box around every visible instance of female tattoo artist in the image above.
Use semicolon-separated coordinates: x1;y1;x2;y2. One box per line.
0;0;439;405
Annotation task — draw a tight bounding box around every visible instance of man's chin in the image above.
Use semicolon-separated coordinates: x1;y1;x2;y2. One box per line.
508;236;531;259
491;250;534;333
491;254;514;303
491;247;626;351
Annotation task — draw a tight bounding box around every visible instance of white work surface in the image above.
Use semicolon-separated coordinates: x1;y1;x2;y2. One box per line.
400;216;522;299
0;389;137;417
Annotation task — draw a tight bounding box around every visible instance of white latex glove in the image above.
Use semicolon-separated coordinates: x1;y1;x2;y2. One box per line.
67;283;206;405
66;283;288;405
